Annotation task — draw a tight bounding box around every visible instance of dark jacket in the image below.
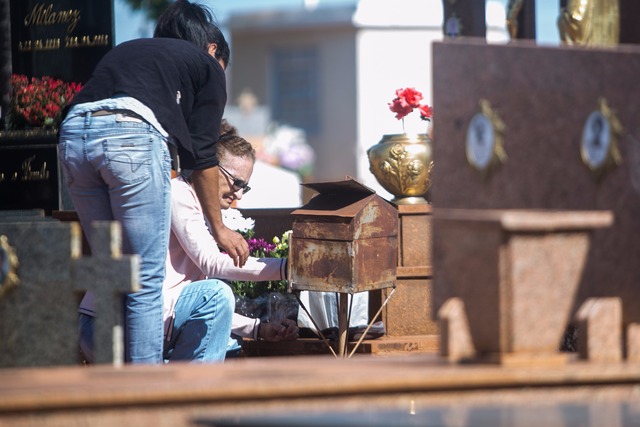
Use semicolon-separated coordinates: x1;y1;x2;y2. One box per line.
63;37;226;171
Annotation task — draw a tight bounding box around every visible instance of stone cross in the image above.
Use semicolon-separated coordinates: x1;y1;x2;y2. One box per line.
73;221;140;366
0;220;138;367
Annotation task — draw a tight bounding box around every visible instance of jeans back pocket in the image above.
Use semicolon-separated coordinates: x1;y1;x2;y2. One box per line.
103;134;153;185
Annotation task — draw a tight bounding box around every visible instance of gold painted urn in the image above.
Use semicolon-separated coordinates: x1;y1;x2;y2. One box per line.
367;133;433;204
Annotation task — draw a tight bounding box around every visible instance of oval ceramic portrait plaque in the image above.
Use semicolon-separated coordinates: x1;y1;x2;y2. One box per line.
465;99;506;177
581;111;611;170
580;98;622;179
466;113;496;171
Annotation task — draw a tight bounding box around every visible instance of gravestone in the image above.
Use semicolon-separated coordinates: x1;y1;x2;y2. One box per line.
431;39;640;361
435;208;613;365
437;297;474;362
1;0;114;213
0;220;138;367
576;297;623;362
0;0;10;130
9;0;114;84
0;133;65;214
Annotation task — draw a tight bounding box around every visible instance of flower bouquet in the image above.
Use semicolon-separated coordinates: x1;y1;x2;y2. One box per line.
230;230;291;299
388;87;432;134
222;208;296;321
7;74;83;131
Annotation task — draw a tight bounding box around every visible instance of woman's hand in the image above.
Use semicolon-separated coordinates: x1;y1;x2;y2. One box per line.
213;225;249;267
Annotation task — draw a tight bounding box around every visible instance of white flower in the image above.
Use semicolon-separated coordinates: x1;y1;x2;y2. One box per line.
222;208;255;233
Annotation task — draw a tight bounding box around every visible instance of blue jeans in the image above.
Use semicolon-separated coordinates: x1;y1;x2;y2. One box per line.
59;108;171;364
164;280;235;362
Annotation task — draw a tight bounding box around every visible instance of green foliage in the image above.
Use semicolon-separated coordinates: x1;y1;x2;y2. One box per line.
122;0;172;21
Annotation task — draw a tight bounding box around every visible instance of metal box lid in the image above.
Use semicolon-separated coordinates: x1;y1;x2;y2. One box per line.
291;177;398;240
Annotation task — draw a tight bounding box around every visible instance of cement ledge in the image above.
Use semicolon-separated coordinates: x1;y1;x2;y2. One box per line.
1;354;640;413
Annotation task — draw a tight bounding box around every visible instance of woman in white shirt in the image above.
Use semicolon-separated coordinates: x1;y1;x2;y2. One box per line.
163;121;298;362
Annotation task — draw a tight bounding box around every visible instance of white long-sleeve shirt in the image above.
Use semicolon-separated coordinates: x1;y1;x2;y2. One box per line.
164;176;286;339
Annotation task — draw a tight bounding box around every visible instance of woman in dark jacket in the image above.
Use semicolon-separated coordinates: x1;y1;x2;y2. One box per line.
60;0;248;364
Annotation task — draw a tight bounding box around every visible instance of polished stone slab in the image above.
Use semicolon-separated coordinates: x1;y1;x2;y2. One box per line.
1;355;639;426
198;401;640;427
432;40;640;356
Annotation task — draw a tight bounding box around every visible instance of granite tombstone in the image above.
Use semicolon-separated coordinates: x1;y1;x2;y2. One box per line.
432;39;640;363
0;0;114;214
0;220;138;367
9;0;113;84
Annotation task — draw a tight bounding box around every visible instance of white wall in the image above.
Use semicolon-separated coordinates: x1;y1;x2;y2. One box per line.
226;0;509;201
352;0;508;198
353;0;444;198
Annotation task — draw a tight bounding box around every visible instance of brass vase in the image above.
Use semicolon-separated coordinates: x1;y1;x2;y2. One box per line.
367;133;433;204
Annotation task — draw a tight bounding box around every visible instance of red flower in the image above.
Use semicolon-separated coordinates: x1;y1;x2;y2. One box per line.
395;87;423;108
388;97;414;120
418;104;433;121
388;87;433;132
8;74;82;130
389;87;425;120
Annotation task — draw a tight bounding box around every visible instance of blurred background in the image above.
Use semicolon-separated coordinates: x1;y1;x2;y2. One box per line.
113;0;562;207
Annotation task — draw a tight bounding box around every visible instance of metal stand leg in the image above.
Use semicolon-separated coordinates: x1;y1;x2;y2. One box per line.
295;288;396;358
294;293;338;358
338;293;349;357
348;287;396;358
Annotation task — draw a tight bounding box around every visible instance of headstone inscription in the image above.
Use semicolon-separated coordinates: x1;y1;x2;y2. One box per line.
0;220;138;367
9;0;114;84
0;135;63;214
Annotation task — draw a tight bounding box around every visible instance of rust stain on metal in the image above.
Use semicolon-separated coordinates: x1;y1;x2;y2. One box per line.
290;178;399;294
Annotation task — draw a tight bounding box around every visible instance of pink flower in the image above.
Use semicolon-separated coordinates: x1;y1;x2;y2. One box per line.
418;104;433;121
388;87;433;133
395;87;423;108
388;97;414;120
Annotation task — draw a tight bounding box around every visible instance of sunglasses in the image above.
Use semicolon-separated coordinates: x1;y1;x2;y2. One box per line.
218;164;251;194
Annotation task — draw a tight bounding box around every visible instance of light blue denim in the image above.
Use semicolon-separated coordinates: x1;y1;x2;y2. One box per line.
59;105;172;364
164;280;235;362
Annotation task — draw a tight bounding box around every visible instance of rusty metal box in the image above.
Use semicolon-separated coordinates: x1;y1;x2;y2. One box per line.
290;178;398;294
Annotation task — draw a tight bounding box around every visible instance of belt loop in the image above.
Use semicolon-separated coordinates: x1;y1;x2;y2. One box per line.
83;111;92;127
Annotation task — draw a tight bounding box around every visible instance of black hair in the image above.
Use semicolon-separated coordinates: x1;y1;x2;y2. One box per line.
154;0;230;67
